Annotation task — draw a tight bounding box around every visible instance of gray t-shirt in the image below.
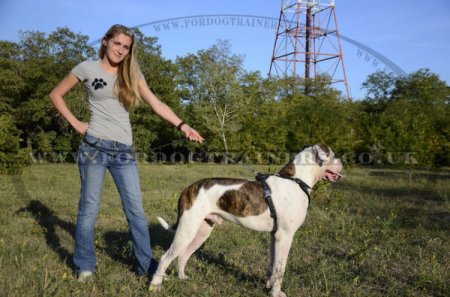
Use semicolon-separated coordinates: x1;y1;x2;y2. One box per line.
72;60;133;145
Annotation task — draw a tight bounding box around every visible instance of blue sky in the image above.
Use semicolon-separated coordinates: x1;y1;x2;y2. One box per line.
1;0;449;99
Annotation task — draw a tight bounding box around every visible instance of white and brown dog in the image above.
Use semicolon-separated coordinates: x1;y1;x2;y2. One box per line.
150;144;343;297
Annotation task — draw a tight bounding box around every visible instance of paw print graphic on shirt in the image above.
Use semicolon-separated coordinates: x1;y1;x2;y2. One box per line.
92;78;107;90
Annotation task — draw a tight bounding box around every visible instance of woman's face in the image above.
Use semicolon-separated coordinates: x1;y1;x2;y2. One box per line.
102;33;133;65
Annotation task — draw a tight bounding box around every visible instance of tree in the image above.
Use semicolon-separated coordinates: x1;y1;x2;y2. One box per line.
0;113;30;174
238;73;287;161
392;68;449;104
391;69;450;166
0;41;29;173
359;69;450;167
176;41;246;157
16;28;95;154
362;71;397;101
281;79;356;156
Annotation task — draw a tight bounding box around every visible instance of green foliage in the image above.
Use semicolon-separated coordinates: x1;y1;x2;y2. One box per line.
176;40;247;155
360;69;450;167
238;74;287;156
1;28;449;172
393;69;449;103
0;27;95;172
0;114;30;174
14;28;94;148
362;71;396;101
131;30;181;156
130;104;161;154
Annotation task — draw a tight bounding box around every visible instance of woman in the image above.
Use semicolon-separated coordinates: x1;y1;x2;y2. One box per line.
49;24;204;282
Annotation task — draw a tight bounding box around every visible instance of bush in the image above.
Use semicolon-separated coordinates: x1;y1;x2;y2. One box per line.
0;114;31;175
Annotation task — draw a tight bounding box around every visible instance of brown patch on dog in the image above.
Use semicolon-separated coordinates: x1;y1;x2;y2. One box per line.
217;181;268;217
278;162;295;177
177;178;247;218
177;180;202;219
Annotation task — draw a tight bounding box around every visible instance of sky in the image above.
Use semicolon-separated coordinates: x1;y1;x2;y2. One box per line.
1;0;449;99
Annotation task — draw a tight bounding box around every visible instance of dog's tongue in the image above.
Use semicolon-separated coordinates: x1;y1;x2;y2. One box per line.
324;170;342;182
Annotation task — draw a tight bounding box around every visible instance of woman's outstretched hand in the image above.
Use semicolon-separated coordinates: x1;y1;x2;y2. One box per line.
180;124;205;143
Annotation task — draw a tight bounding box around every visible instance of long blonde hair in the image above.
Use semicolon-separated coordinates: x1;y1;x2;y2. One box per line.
99;24;141;109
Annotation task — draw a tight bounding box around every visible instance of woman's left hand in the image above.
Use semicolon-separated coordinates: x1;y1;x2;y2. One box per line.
181;124;205;143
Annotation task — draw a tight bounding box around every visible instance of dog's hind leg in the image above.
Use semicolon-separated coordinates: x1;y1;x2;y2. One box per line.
150;214;206;288
177;219;214;279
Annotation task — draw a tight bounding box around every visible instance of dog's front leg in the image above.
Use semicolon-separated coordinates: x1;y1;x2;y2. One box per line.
266;231;294;297
266;231;276;288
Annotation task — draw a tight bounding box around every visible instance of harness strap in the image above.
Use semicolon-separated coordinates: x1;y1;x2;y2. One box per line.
275;174;312;205
255;173;313;233
256;174;278;233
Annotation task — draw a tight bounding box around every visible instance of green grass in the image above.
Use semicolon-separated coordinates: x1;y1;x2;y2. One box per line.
0;164;449;296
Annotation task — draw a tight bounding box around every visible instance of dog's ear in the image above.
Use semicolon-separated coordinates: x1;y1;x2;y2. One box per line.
314;144;331;166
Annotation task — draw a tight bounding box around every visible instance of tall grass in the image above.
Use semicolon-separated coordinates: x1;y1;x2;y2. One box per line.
0;164;448;296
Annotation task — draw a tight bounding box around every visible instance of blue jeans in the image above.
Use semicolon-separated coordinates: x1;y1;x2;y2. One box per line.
74;134;153;275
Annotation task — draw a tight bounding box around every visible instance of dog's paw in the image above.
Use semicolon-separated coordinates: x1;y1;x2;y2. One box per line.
266;278;273;291
148;284;162;293
270;291;287;297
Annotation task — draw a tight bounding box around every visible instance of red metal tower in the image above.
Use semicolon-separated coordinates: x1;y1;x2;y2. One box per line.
269;0;350;99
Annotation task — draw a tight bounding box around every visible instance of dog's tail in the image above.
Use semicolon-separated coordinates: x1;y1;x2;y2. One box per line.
157;216;177;232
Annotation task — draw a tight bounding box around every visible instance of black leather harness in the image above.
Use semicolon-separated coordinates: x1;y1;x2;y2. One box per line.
256;173;311;233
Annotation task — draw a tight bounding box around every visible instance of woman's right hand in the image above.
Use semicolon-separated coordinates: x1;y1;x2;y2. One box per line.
74;121;89;136
49;73;87;136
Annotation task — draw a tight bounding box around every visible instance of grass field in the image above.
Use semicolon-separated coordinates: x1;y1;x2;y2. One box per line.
0;163;449;297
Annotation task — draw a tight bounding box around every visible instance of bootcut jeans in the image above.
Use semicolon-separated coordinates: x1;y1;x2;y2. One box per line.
74;133;153;275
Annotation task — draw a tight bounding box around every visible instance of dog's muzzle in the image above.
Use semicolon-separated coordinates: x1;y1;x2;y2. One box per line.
323;158;343;182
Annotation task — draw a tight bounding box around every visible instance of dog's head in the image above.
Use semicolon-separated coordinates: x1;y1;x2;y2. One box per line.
279;144;343;186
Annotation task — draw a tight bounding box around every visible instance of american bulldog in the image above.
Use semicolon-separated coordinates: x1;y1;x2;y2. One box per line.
150;144;343;297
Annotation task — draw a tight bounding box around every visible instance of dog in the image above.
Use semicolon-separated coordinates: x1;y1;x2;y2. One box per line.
149;144;343;297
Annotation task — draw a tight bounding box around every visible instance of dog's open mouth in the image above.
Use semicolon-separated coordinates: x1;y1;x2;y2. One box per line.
324;169;343;182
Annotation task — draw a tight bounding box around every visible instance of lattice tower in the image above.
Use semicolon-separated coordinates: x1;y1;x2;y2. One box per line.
269;0;350;99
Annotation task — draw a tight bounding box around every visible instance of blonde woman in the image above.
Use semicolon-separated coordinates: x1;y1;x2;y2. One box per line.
50;24;204;282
